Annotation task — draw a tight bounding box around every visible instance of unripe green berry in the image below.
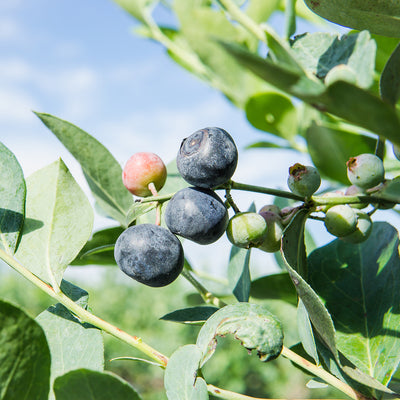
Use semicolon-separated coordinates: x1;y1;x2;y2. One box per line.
258;210;284;253
324;205;357;237
340;212;372;244
287;163;321;197
346;154;385;190
226;212;268;249
344;185;368;209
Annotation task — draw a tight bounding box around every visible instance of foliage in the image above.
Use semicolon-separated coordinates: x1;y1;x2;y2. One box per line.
1;1;400;399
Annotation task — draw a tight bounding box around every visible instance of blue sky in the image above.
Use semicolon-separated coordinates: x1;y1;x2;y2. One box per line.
1;0;341;272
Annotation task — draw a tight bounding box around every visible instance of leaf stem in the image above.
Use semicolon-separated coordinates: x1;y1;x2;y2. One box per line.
181;269;227;308
280;346;366;400
217;0;266;43
0;248;169;367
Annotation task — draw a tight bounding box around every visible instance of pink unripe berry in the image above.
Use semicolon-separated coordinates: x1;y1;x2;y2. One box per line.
122;152;167;197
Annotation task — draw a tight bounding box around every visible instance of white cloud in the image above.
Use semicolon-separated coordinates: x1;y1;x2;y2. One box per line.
0;0;23;9
0;58;31;81
0;58;100;122
0;88;39;123
0;17;23;41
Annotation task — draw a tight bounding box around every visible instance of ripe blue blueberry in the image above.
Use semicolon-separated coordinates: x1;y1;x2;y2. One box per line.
164;187;228;245
176;127;238;188
114;224;184;287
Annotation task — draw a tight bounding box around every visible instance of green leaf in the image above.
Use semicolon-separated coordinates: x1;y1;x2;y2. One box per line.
250;272;297;305
126;202;157;226
220;43;400;145
297;299;319;364
373;35;400;74
303;0;400;38
0;300;50;400
0;142;26;255
372;176;400;203
196;303;283;365
16;159;93;287
285;0;297;39
164;345;209;400
380;43;400;106
245;0;280;23
245;140;292;150
324;81;400;146
281;209;338;358
160;306;219;325
173;0;267;107
60;279;89;308
245;92;298;140
291;31;376;88
36;299;104;400
112;0;158;24
34;112;132;226
228;246;251;302
306;122;377;184
54;369;142;400
71;227;124;266
219;41;326;100
308;222;400;385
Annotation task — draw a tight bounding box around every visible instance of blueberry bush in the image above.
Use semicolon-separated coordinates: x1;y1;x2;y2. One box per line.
1;1;400;399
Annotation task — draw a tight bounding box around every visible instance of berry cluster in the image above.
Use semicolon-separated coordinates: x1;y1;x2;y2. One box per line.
115;127;238;287
114;125;387;287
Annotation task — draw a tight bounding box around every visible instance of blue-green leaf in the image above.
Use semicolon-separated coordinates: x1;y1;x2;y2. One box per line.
16;159;93;287
35;112;132;226
0;142;25;255
164;345;209;400
0;300;51;400
196;303;283;365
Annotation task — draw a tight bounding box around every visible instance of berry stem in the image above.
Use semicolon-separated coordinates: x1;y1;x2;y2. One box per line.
148;182;162;225
181;269;227;308
312;194;384;207
225;188;241;213
147;182;158;197
228;181;305;202
0;248;169;367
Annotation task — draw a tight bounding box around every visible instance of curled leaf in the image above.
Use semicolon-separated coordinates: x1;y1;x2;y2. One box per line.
196;303;283;366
